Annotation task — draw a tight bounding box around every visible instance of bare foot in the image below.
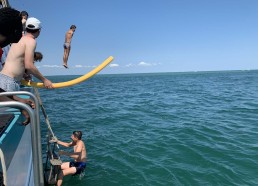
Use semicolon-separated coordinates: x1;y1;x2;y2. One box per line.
22;118;30;126
22;110;30;125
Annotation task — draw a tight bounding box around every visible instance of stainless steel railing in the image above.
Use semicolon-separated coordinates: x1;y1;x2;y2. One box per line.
0;91;44;186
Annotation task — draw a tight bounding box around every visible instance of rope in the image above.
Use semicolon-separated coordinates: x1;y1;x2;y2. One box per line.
33;88;62;184
33;87;59;149
0;148;7;186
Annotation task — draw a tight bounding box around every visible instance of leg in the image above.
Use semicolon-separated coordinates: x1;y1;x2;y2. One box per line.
67;47;71;63
57;162;76;186
0;93;34;125
21;110;30;125
60;162;70;170
13;96;34;125
63;47;69;68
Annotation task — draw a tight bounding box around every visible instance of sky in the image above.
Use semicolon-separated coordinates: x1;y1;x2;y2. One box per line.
10;0;258;76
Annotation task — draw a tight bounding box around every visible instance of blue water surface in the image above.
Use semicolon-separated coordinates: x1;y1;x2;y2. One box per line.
39;70;258;186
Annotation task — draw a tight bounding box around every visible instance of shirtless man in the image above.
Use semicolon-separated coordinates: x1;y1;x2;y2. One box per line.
63;25;76;68
54;131;87;186
0;17;53;90
0;7;35;124
0;17;53;124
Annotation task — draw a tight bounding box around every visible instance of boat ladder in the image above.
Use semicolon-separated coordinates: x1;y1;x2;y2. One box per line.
33;88;62;185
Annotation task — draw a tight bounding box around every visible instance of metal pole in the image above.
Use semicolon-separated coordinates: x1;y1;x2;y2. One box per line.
33;88;60;149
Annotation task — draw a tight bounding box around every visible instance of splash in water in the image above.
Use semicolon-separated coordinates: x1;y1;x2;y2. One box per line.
78;171;85;180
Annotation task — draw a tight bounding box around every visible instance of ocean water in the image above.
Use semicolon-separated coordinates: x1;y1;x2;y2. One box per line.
39;70;258;186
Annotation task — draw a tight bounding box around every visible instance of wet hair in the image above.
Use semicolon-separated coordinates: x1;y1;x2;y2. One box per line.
0;7;22;44
34;52;43;62
73;131;82;140
70;25;76;29
20;10;28;17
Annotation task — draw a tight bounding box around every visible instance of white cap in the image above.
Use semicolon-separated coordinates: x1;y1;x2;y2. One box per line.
26;17;41;30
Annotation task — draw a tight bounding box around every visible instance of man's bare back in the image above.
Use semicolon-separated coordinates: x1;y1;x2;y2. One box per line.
1;35;36;81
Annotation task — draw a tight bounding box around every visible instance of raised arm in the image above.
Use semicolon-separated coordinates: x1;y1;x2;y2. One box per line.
57;140;73;148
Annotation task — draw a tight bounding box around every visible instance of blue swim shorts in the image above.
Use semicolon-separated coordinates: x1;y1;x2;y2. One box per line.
69;161;86;175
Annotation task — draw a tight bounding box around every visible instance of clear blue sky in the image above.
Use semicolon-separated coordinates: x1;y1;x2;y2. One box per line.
11;0;258;75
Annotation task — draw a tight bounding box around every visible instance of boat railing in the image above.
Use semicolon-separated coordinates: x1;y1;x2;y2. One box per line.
0;91;44;186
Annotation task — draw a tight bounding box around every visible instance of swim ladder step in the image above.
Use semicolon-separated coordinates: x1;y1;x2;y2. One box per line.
50;159;62;166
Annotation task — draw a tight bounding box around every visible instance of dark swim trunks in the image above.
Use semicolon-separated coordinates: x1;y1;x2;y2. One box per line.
69;161;86;175
63;42;70;49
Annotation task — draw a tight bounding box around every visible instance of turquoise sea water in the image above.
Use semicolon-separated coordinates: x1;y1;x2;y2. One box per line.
39;70;258;186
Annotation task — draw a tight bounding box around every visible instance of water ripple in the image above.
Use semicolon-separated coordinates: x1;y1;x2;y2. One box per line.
39;71;258;185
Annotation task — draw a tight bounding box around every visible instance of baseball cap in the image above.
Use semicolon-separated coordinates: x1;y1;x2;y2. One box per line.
26;17;41;30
